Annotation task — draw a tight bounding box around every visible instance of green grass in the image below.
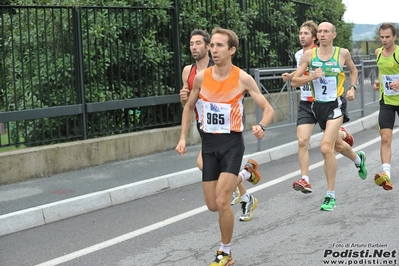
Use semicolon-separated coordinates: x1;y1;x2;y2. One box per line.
0;133;25;152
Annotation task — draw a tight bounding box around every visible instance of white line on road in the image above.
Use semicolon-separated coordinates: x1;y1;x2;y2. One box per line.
35;130;396;266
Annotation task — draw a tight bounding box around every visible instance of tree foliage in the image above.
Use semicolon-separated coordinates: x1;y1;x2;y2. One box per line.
294;0;354;50
1;0;354;147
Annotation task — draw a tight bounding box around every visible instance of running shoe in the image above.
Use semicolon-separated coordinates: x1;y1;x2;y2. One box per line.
320;195;336;211
244;159;261;185
231;187;240;205
355;151;367;180
340;126;354;147
292;178;312;193
239;195;258;221
209;250;234;266
374;172;393;190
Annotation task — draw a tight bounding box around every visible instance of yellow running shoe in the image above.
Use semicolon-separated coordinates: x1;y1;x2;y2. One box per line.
374;172;393;190
209;250;234;266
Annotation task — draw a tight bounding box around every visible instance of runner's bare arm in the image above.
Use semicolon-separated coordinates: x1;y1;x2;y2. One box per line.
180;65;191;105
291;49;315;87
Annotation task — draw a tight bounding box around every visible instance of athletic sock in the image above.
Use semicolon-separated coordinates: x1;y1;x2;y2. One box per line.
219;242;231;254
326;190;335;199
239;169;251;182
354;154;361;165
240;193;250;203
382;163;391;178
302;175;310;183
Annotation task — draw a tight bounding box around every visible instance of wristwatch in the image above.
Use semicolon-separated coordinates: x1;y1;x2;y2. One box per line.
350;85;357;90
258;124;266;131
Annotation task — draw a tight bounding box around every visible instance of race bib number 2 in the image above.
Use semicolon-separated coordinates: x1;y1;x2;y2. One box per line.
203;102;231;133
312;76;337;102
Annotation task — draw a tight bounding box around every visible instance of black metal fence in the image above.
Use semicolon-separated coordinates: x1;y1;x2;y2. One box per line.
0;5;182;148
0;2;311;148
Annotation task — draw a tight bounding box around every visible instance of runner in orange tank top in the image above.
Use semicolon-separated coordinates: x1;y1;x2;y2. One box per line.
179;29;259;221
176;27;274;266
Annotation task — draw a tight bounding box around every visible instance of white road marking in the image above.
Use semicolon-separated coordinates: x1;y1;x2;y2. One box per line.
35;130;397;266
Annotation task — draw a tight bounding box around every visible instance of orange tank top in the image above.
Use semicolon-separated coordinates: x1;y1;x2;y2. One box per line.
200;66;244;133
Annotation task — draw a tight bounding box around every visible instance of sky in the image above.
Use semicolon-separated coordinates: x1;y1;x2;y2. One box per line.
343;0;399;24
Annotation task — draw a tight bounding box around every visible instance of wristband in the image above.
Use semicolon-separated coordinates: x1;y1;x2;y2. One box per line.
258;124;266;131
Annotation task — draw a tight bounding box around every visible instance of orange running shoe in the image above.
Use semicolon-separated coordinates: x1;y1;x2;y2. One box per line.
244;159;261;185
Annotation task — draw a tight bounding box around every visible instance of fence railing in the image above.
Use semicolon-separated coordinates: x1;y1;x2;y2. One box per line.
0;5;182;148
252;61;380;151
1;4;373;150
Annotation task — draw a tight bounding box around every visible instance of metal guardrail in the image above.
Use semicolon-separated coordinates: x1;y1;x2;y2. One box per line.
252;61;380;151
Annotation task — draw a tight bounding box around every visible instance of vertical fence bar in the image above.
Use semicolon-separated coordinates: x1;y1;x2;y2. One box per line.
0;7;7;143
72;7;87;139
173;0;182;93
239;0;249;73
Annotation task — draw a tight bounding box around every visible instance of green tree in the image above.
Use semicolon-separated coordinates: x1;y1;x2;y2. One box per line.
2;0;174;145
299;0;354;50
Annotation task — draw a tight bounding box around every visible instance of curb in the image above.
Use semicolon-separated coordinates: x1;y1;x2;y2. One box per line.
0;111;379;237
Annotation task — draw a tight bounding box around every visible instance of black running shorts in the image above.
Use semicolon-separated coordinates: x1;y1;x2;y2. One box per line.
201;132;245;182
378;100;399;130
297;100;317;126
311;96;349;131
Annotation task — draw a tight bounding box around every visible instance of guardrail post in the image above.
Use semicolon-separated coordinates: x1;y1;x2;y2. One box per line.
287;81;294;123
254;69;262;151
370;63;378;102
360;61;365;117
289;80;298;123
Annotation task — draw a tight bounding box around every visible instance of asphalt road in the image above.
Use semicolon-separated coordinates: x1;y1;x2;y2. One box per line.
1;127;398;266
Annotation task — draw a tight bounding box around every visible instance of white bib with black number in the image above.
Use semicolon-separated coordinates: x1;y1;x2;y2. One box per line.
301;83;312;100
203;102;231;133
312;76;337;102
382;74;399;96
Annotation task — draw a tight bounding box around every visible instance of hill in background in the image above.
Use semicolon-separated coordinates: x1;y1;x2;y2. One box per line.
352;24;378;41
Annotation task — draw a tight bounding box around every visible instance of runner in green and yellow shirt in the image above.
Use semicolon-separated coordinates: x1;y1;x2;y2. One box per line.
291;22;367;211
373;23;399;191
